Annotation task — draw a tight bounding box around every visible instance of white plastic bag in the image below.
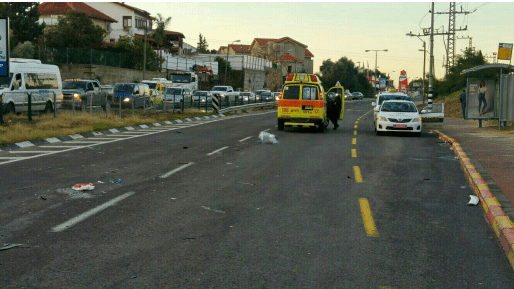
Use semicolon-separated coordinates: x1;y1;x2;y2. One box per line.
259;131;278;144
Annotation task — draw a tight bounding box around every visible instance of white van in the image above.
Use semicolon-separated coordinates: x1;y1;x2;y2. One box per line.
0;59;63;114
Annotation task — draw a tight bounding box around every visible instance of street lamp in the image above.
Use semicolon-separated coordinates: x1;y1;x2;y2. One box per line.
407;32;426;106
225;40;240;85
365;49;388;94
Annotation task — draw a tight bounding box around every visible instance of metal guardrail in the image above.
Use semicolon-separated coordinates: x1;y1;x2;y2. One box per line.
218;101;277;114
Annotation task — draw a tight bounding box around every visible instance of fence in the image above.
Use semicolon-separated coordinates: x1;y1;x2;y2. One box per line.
39;47;130;68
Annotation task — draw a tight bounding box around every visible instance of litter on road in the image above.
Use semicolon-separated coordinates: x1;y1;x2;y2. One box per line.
72;183;95;191
259;131;278;144
468;195;479;206
0;243;22;251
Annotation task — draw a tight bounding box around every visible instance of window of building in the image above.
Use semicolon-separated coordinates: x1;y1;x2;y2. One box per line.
288;66;292;73
123;16;132;28
135;17;146;28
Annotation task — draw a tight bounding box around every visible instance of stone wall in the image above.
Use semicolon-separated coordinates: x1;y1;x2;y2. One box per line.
56;64;167;85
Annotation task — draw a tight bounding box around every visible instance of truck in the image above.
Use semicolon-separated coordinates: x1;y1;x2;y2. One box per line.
167;71;198;91
211;86;240;103
62;79;111;111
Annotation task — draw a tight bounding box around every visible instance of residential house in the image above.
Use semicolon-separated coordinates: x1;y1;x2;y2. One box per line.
249;37;314;76
86;2;185;55
38;2;117;43
217;44;251;56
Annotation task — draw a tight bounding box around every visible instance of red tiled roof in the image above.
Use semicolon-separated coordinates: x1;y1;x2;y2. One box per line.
305;48;314;57
163;30;185;39
275;37;307;48
38;2;117;23
276;54;303;62
134;34;154;42
230;44;250;53
254;38;278;46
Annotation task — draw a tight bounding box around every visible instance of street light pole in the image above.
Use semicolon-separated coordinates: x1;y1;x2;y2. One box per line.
225;40;240;85
365;49;388;94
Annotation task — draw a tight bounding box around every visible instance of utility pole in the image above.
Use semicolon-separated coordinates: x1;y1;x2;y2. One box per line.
428;2;435;109
457;36;473;51
434;2;473;75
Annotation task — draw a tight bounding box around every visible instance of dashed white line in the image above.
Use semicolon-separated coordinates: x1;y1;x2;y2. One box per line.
51;191;136;232
239;136;253;142
160;162;194;178
9;151;51;154
262;128;271;132
207;146;229;156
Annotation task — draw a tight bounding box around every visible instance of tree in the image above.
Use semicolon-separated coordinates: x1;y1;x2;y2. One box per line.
42;10;105;49
115;36;161;71
151;13;172;71
216;56;232;84
0;3;45;49
11;41;35;58
197;33;209;53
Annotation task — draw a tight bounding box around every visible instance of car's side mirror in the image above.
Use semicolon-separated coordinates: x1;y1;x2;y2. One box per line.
371;102;376;106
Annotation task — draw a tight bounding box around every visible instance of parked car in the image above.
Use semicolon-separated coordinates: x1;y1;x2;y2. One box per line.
260;91;274;101
373;99;422;137
344;90;353;100
352;92;364;100
193;90;212;103
163;87;193;107
238;92;256;102
112;83;150;109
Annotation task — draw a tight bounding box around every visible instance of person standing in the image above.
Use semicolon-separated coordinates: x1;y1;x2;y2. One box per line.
459;88;466;119
478;80;487;116
327;91;342;129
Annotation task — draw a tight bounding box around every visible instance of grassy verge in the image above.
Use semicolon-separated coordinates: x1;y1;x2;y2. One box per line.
0;109;214;146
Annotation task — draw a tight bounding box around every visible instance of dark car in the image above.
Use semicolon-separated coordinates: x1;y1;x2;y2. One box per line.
352;92;364;100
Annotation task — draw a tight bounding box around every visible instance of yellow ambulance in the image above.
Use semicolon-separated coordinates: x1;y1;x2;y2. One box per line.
277;73;329;132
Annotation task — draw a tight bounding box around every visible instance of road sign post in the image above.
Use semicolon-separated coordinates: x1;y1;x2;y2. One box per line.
212;94;220;114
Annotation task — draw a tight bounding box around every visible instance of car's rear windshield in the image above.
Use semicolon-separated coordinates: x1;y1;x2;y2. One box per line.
283;85;319;100
381;102;417;112
211;87;227;92
113;83;135;93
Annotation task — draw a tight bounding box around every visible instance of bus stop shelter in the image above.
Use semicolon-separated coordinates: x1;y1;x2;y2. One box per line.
461;64;514;128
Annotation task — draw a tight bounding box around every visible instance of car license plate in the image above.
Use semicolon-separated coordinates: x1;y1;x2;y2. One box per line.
303;105;313;110
394;124;407;128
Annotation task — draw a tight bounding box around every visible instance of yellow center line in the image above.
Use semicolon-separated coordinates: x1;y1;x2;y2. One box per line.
354;130;357;136
354;125;358;129
380;287;392;289
353;166;363;183
352;138;357;145
359;198;379;237
351;149;357;158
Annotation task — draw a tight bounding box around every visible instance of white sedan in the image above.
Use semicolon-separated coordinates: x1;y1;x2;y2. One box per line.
374;100;422;137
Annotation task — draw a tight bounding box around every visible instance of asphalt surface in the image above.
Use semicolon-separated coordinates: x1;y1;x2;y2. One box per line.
1;100;514;288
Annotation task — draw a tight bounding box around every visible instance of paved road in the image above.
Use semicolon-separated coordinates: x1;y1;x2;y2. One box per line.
1;100;514;288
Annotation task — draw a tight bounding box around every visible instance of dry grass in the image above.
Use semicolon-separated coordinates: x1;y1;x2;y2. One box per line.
0;109;214;146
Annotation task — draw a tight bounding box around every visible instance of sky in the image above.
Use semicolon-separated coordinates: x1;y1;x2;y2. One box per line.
131;1;514;85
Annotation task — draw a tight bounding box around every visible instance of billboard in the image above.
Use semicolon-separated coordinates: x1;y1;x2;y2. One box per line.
398;70;408;94
0;18;9;77
498;43;513;61
466;79;496;119
379;77;386;88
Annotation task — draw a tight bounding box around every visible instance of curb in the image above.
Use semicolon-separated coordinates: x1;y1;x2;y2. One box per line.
0;113;225;152
433;129;514;271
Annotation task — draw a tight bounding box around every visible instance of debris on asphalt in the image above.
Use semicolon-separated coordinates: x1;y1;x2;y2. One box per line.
201;206;226;214
72;183;95;191
347;176;351;179
40;195;48;200
237;182;255;186
183;146;188;149
112;170;116;173
108;179;114;183
0;243;23;251
259;131;278;144
116;179;122;183
97;180;104;184
424;178;430;181
468;195;479;206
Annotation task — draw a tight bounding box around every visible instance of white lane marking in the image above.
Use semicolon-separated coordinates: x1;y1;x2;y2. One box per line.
0;157;24;159
139;124;149;128
207;146;229;156
239;136;253;142
9;151;50;154
1;111;275;166
39;145;86;148
109;129;119;133
125;126;135;130
160;162;194;178
64;141;108;144
51;191;136;232
262;128;271;132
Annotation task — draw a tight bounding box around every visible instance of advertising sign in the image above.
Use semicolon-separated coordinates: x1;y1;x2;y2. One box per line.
498;43;513;61
0;18;9;77
466;78;496;119
398;70;408;94
379;77;386;88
